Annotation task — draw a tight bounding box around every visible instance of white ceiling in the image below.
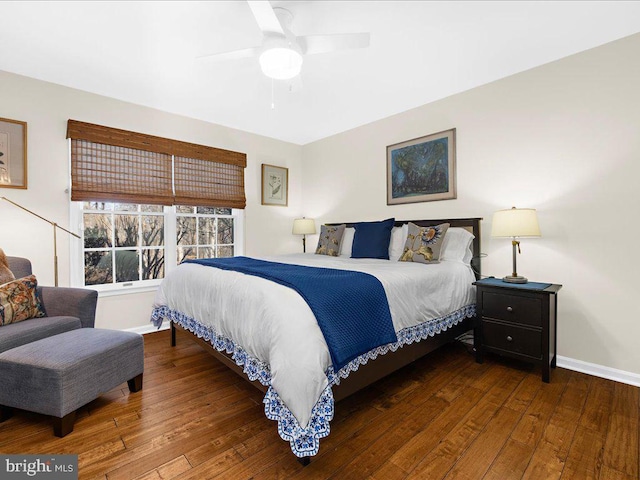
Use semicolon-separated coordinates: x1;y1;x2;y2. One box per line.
1;1;640;145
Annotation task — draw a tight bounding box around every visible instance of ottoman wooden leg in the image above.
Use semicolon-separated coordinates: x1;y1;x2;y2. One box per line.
0;406;13;422
127;373;143;393
53;411;76;437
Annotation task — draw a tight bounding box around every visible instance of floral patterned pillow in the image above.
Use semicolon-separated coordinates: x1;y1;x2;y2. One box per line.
0;275;46;326
315;224;346;257
399;222;450;264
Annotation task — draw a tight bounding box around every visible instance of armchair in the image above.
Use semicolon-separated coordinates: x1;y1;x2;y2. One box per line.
0;256;97;353
1;257;142;437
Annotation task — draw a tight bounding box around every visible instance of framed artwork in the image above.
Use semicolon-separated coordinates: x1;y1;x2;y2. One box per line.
261;163;288;206
0;117;27;189
387;128;456;205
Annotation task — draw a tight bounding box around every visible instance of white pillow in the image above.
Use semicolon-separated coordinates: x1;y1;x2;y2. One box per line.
389;224;408;261
440;227;475;264
340;227;355;256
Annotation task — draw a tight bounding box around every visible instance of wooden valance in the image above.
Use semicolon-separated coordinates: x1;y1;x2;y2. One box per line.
67;120;246;167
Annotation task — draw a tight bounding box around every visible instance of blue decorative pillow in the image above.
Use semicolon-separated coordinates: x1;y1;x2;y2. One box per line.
351;218;396;259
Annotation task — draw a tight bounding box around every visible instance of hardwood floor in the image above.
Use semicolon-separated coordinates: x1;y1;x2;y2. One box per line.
1;329;638;480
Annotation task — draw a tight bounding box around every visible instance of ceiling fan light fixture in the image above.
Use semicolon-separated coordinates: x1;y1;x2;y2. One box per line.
259;44;303;80
259;47;303;80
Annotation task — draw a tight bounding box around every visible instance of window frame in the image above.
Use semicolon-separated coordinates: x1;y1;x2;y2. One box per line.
69;202;244;296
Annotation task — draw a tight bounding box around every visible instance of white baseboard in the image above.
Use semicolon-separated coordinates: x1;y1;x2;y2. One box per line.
127;320;170;335
556;355;640;388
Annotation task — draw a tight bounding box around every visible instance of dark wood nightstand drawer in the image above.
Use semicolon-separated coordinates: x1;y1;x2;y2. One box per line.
482;320;542;359
474;280;562;382
482;292;542;327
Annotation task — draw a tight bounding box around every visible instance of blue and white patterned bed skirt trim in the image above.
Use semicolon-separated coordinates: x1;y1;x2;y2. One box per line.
326;305;476;386
150;304;475;458
151;306;272;386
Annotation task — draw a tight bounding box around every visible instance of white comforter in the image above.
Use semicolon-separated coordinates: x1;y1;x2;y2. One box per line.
153;254;475;427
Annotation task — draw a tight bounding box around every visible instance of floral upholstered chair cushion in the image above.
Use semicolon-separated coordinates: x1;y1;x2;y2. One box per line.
315;224;346;257
0;275;46;326
399;222;450;264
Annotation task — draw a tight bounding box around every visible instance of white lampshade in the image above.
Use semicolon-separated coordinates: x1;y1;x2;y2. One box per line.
259;46;303;80
292;217;316;235
491;207;541;238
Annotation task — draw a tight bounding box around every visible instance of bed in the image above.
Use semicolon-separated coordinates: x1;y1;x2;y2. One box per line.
151;217;481;462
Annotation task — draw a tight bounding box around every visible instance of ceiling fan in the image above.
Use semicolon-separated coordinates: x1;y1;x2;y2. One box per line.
199;1;370;81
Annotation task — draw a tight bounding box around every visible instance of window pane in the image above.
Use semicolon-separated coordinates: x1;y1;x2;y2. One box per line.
217;218;234;245
218;246;234;258
114;203;138;212
83;201;112;211
197;247;214;259
176;206;194;214
142;215;164;246
142;249;164;280
84;251;112;285
140;204;163;213
177;216;196;245
115;215;139;247
115;250;139;282
196;206;217;215
198;217;216;245
215;208;232;215
84;214;112;248
177;246;196;264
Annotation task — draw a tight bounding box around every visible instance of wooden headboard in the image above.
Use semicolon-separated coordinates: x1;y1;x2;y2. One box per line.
329;217;483;280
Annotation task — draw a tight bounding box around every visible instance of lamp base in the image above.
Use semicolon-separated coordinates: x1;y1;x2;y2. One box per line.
503;275;528;284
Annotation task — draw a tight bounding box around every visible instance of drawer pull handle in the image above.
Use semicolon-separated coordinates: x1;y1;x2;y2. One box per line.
506;335;513;342
506;306;513;312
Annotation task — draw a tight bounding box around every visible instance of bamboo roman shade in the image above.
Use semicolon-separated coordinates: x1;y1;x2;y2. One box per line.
67;120;246;208
174;156;246;209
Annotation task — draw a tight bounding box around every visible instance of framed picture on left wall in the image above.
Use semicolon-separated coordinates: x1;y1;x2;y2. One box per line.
0;117;27;189
261;164;288;206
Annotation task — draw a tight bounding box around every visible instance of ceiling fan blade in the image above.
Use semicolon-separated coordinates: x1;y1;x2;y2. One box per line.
247;1;284;35
196;47;260;63
297;33;370;55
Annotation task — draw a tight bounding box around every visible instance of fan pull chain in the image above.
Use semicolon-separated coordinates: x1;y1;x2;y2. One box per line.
271;78;276;110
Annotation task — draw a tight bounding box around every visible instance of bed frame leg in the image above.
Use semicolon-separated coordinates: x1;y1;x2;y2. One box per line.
297;457;311;466
171;321;176;347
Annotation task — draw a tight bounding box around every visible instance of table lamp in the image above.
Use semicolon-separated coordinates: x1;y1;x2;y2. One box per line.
292;217;316;253
491;207;541;284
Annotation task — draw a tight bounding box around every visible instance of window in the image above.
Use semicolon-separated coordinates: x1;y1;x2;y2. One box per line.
82;202;165;286
66;120;247;293
176;206;235;262
74;202;242;291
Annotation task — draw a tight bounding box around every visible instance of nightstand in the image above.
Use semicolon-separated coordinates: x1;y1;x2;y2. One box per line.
473;278;562;382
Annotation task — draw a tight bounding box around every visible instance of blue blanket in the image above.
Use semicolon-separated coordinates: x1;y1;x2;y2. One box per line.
185;257;397;371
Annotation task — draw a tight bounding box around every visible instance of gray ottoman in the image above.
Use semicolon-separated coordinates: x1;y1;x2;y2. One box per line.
0;328;144;436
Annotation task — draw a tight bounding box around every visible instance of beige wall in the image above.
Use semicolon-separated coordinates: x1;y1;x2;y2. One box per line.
2;32;639;377
301;33;640;376
0;71;303;330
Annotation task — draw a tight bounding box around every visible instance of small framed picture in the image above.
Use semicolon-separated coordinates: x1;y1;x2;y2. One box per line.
0;117;28;189
387;128;456;205
261;164;288;206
